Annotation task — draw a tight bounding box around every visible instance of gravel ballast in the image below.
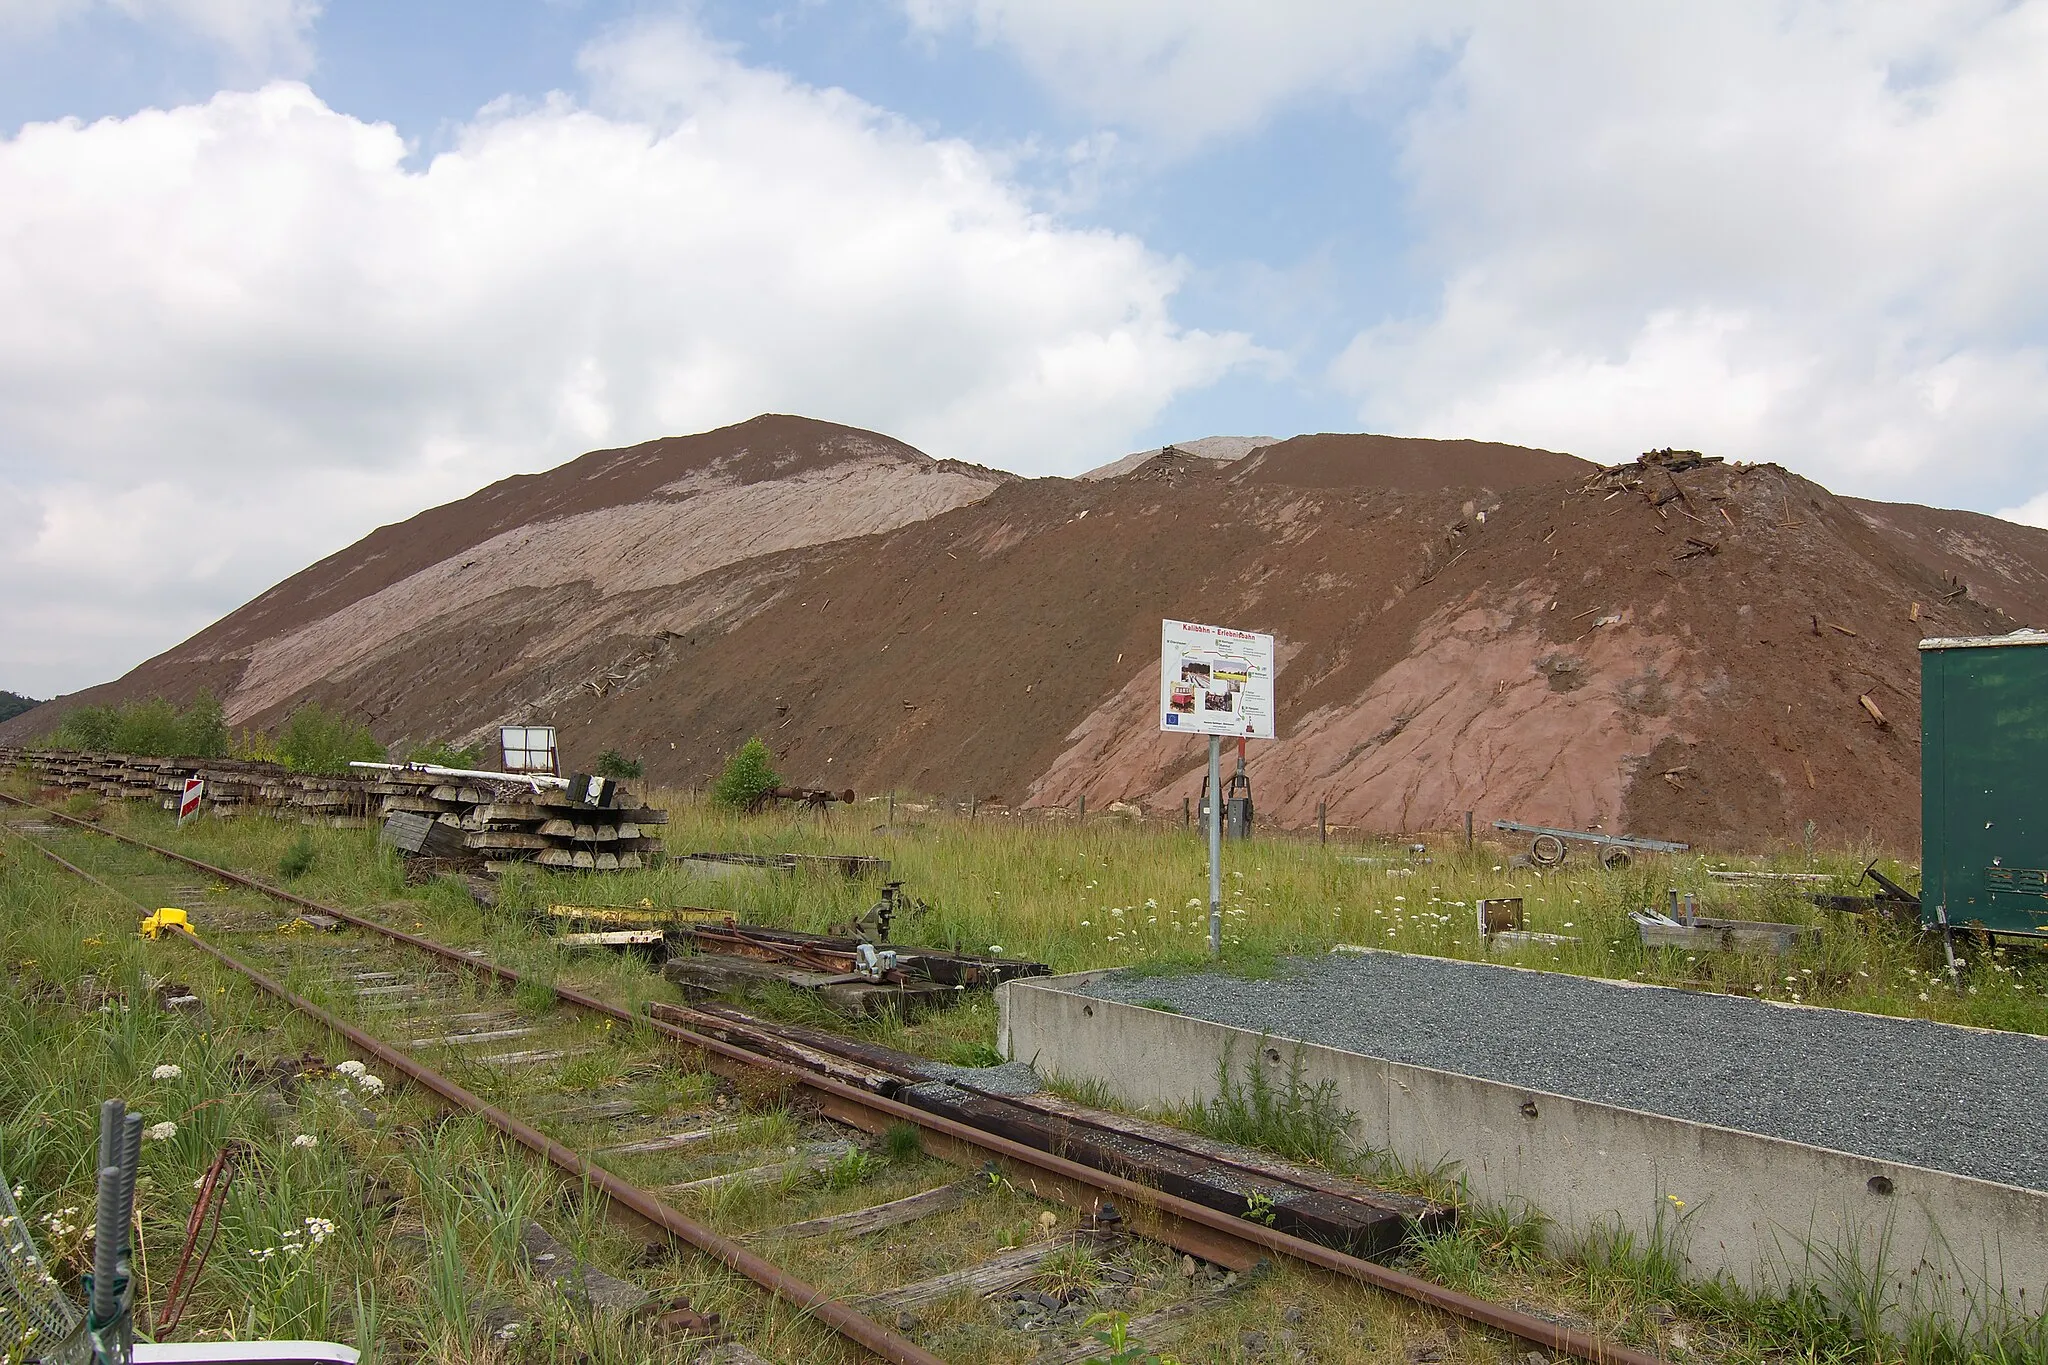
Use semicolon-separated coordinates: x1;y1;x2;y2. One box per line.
1075;951;2048;1191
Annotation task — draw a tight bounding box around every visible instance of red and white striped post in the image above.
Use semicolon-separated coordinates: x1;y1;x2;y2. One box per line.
178;777;204;826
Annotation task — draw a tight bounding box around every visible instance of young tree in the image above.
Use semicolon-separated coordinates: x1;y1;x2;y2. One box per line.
712;737;779;810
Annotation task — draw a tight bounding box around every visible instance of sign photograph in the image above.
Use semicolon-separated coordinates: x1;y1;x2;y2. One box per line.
1159;620;1275;739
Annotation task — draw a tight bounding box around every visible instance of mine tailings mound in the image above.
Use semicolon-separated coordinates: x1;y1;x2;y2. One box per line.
11;423;2048;854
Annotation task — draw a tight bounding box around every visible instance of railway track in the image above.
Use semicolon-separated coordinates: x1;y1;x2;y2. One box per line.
0;792;1665;1365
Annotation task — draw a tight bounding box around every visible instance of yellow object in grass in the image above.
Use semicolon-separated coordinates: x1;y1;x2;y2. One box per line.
139;907;196;939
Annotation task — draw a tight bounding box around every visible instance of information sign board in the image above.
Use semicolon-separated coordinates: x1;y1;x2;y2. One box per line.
1159;620;1275;739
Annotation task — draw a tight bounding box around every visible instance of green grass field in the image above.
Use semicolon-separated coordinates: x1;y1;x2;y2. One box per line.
5;779;2047;1363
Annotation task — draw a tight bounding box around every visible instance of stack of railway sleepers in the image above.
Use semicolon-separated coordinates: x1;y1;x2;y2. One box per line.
1;749;378;825
365;768;668;872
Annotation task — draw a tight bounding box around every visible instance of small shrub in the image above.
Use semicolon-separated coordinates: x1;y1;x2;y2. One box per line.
594;749;643;779
279;834;316;881
711;737;779;810
276;703;385;775
407;739;483;768
883;1122;922;1160
45;691;226;757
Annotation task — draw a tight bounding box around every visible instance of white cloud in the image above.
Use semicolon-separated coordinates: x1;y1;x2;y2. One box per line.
0;0;320;75
0;17;1252;695
1336;3;2048;501
1998;492;2048;530
902;0;1454;147
923;1;2048;514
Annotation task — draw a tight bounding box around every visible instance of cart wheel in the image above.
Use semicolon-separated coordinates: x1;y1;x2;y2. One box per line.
1601;847;1634;871
1529;834;1567;866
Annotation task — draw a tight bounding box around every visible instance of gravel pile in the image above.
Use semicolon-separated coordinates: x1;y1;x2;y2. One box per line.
1078;951;2048;1191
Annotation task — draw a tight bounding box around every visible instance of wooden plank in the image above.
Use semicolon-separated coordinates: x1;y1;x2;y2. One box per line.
746;1181;972;1243
597;1124;740;1157
901;1082;1429;1259
408;1026;542;1047
1636;917;1819;952
659;1140;855;1196
849;1240;1088;1314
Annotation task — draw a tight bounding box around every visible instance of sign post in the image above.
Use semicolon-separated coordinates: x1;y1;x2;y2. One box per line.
177;777;204;826
1159;620;1276;957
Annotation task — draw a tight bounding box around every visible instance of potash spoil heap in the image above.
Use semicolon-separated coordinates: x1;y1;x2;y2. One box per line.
9;418;2047;852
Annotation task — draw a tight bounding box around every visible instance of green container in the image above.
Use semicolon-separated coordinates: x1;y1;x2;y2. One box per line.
1921;630;2048;939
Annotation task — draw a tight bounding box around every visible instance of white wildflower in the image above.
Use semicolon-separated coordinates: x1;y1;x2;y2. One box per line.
291;1134;318;1150
354;1074;385;1096
144;1122;177;1142
151;1064;182;1081
988;945;1004;955
334;1060;366;1078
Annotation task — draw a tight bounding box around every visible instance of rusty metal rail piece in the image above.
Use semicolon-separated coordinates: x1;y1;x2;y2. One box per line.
0;795;1669;1365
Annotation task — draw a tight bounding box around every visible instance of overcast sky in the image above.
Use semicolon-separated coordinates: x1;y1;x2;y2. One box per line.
4;1;2047;697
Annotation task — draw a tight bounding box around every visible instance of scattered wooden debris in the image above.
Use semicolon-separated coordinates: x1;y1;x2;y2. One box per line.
1859;694;1890;729
1632;910;1819;953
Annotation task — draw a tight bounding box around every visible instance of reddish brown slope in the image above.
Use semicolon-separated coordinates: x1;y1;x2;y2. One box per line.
524;451;2019;851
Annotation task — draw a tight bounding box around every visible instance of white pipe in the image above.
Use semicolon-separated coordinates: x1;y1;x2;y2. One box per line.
348;760;570;791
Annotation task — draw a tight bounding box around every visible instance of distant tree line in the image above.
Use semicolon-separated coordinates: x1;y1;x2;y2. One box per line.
0;691;39;724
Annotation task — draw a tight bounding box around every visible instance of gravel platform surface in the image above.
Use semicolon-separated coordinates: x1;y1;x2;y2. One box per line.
1076;951;2048;1191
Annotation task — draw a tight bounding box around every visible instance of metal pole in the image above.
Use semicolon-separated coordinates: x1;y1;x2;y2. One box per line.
1208;735;1223;957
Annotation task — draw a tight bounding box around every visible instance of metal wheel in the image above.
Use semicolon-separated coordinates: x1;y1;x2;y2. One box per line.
1600;847;1634;871
1529;834;1567;866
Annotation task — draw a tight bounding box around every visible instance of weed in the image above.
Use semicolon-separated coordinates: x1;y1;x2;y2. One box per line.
1175;1039;1356;1169
279;833;316;881
883;1122;923;1161
1081;1310;1182;1365
946;1040;1003;1068
822;1147;877;1190
1034;1241;1105;1302
1241;1189;1277;1226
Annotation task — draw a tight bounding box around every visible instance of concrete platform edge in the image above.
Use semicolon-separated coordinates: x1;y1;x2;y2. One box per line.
997;971;2048;1326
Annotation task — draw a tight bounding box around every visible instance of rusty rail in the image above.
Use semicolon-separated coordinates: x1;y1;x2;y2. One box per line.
0;794;1668;1365
0;814;944;1365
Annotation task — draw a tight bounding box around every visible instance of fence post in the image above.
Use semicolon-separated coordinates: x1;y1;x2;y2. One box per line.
1319;800;1327;846
1077;794;1085;824
1465;810;1475;851
1183;795;1190;827
887;791;893;829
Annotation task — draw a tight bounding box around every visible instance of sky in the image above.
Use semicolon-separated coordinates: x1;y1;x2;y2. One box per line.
3;1;2047;698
